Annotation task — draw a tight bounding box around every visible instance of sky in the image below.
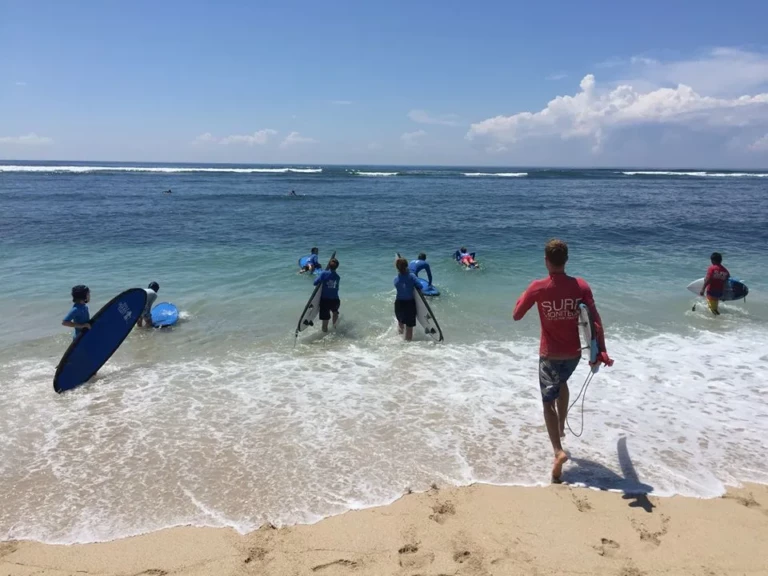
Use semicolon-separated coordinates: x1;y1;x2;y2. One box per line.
2;0;768;167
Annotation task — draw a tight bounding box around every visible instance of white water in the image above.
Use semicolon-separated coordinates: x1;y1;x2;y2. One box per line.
0;165;323;174
2;325;767;544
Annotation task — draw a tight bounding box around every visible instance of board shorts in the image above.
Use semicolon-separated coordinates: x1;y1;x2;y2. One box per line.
538;357;580;403
395;299;417;328
319;298;340;320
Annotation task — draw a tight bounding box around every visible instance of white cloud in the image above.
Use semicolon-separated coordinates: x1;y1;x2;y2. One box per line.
612;48;768;97
331;100;353;105
192;130;277;146
401;129;427;147
0;133;53;146
408;109;461;127
367;142;381;150
546;73;568;81
750;133;768;151
14;81;26;86
280;131;316;148
220;129;278;146
467;74;768;152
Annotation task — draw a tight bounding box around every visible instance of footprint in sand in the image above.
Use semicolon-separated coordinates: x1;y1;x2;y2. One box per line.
133;571;167;576
618;563;645;576
398;543;435;569
0;542;18;559
594;538;621;557
244;546;268;564
429;500;457;524
571;491;593;512
631;514;670;546
725;492;761;508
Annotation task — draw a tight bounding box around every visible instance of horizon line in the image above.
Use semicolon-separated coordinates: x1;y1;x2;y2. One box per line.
2;159;768;172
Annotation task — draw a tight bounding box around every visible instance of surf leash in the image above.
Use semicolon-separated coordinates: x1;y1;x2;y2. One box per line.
565;365;598;438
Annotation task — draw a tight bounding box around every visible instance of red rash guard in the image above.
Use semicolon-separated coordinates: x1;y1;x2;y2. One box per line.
704;264;730;298
513;273;607;359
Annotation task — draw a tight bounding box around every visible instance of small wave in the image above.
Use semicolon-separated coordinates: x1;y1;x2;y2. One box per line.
352;171;399;177
622;171;768;178
463;172;528;177
0;165;323;174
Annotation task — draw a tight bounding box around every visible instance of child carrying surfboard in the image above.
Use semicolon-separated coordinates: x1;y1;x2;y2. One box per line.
62;285;91;339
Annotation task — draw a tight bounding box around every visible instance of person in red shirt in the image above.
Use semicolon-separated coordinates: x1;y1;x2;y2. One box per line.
699;252;730;316
513;239;613;482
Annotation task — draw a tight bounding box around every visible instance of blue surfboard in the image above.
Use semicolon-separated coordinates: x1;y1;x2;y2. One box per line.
150;302;179;327
53;287;147;393
417;277;440;296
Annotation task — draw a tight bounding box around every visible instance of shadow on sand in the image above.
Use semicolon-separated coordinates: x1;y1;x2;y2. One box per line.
563;436;656;513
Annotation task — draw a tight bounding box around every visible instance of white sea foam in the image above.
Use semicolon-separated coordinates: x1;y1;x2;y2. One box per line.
352;171;399;177
463;172;528;177
0;165;323;174
622;171;768;177
1;326;767;544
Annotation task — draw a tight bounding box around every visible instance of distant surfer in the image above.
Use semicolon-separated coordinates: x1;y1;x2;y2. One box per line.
512;239;613;482
699;252;730;316
314;258;341;332
408;253;433;288
300;247;321;274
456;247;479;268
394;257;422;341
137;282;160;328
164;189;172;194
61;285;91;338
289;190;297;196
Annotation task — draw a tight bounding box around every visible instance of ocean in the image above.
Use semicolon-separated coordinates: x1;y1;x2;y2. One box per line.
1;161;767;544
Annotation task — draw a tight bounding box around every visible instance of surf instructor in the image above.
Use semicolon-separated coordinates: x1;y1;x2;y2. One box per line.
512;239;613;482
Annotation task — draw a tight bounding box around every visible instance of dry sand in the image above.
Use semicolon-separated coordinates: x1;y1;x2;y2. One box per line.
2;483;768;576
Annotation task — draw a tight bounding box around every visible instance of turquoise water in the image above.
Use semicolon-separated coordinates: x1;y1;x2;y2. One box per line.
1;162;767;543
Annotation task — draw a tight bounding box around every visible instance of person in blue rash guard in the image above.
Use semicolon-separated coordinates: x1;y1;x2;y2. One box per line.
408;252;433;287
62;284;91;339
394;257;422;341
300;247;320;274
313;257;340;332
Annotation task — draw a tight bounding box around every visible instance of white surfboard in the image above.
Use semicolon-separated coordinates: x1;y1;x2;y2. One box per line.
686;277;749;301
295;251;336;338
395;252;443;342
295;283;322;337
415;289;444;342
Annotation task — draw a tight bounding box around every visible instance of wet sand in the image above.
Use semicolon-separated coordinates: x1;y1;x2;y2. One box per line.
2;483;767;576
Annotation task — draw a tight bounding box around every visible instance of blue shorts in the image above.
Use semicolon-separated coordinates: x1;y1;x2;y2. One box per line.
538;357;580;403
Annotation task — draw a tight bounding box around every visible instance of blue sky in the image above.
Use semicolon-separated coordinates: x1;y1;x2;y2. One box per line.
2;0;768;166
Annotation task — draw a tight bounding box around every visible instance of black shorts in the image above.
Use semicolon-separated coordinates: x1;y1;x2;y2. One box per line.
395;299;417;327
319;298;340;320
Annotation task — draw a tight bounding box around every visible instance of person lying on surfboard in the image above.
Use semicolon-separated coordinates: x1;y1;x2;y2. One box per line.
408;253;433;287
62;285;91;339
512;239;613;483
394;257;422;342
313;258;340;332
456;247;479;268
300;247;321;274
699;252;730;316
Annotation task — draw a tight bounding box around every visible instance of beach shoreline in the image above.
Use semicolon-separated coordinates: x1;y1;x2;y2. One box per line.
3;482;767;576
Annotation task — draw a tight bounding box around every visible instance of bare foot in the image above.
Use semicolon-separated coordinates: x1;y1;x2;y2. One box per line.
552;450;569;482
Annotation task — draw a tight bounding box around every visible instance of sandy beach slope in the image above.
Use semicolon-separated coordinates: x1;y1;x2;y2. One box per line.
2;483;767;576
